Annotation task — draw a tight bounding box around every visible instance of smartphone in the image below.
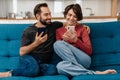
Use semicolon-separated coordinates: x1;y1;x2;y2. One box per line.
67;26;75;32
38;28;46;36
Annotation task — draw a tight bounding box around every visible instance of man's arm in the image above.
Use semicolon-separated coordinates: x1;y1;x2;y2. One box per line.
20;41;38;56
20;32;48;56
83;25;90;34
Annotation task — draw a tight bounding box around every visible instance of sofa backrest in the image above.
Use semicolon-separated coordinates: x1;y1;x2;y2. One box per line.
0;24;30;71
84;22;120;72
0;22;120;72
0;23;61;72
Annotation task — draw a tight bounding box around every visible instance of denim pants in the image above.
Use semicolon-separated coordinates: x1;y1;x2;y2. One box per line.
12;55;56;77
54;41;95;76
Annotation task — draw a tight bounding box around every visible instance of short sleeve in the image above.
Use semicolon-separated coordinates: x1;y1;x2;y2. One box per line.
20;29;31;47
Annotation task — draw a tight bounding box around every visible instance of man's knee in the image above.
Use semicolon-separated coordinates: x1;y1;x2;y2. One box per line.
40;64;57;75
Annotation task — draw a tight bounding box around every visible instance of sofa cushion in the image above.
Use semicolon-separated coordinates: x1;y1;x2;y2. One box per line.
85;22;120;54
0;24;30;71
0;75;69;80
72;74;120;80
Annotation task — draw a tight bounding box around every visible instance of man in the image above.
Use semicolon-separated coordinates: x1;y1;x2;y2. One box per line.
0;3;89;77
0;3;63;77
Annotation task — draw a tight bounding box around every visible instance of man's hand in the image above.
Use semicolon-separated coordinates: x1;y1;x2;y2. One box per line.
83;25;90;34
20;32;48;56
35;32;48;46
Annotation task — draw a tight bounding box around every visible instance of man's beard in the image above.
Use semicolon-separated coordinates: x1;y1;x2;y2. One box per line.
40;18;51;25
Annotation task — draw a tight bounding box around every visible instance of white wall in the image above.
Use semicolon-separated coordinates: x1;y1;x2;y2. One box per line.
17;0;111;17
0;0;113;18
82;0;111;16
0;0;7;18
117;0;120;14
0;0;17;18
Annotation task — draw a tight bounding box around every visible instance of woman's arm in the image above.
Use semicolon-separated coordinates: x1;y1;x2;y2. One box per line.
73;27;92;55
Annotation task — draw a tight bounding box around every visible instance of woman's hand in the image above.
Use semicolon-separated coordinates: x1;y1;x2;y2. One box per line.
62;31;77;43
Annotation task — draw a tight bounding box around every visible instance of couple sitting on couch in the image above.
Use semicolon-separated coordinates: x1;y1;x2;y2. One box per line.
0;3;117;78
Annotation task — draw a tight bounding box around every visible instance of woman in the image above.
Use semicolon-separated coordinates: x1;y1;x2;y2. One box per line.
53;4;117;77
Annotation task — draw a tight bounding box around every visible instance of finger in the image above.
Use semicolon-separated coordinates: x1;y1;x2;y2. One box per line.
64;35;69;40
41;34;48;42
66;33;71;37
63;35;67;39
42;34;48;39
39;32;44;37
36;32;38;38
70;31;74;34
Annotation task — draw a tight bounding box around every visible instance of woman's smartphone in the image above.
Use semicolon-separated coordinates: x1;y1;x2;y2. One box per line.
38;28;46;36
67;26;75;32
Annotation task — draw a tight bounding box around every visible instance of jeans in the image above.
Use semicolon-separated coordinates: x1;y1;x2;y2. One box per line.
54;41;95;76
12;55;57;77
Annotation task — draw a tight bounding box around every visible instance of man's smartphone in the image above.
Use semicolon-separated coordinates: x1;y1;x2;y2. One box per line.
67;26;75;32
38;28;46;36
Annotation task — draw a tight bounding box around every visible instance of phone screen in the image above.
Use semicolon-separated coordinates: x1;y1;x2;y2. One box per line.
38;28;46;36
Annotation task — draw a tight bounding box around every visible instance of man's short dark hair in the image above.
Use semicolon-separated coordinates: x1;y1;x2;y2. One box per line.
63;4;83;21
34;3;48;18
